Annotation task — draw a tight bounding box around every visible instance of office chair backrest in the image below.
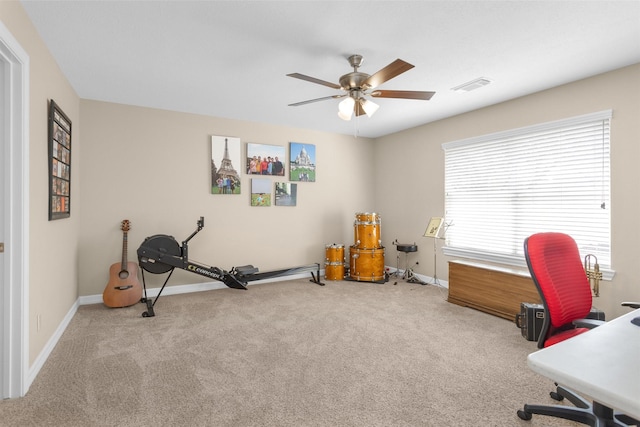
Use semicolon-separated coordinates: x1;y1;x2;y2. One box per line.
524;232;593;348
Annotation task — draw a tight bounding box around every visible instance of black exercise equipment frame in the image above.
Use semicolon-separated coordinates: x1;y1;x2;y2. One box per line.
137;217;324;317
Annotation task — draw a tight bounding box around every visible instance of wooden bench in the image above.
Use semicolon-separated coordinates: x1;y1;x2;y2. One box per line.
447;260;541;321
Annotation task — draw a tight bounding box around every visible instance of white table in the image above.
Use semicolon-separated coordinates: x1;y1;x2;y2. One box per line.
527;308;640;420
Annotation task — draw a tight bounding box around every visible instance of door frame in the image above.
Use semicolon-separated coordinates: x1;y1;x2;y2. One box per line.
0;20;30;399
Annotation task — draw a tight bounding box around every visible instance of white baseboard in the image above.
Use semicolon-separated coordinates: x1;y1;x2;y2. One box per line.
385;266;449;288
27;299;79;392
78;271;318;306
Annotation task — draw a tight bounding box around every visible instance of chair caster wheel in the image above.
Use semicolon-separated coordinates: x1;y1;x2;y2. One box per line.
517;409;532;421
550;391;564;401
142;311;150;317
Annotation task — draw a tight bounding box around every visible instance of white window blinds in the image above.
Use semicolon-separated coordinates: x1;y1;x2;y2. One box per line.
442;110;611;269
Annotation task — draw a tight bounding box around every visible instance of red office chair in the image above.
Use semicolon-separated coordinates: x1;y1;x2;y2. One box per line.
517;232;639;426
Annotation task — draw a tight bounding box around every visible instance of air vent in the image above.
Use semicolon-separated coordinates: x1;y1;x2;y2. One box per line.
451;77;492;92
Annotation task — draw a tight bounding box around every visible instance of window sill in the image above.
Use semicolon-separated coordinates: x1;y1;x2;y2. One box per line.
442;246;616;281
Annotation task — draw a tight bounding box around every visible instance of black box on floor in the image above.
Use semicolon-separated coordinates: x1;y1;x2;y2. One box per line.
515;303;605;341
515;303;544;341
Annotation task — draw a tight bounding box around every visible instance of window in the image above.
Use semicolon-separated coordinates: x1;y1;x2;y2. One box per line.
442;110;611;270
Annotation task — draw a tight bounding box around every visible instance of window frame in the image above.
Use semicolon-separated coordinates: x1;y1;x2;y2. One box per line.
441;110;613;279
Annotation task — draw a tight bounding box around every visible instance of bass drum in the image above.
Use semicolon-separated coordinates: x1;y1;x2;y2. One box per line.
137;234;181;274
349;246;385;282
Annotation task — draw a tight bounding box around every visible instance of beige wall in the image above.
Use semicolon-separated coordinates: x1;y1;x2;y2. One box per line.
375;63;640;319
78;100;374;294
3;0;640;376
0;1;81;365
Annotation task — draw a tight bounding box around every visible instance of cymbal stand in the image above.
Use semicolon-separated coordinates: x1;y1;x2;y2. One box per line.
392;239;402;277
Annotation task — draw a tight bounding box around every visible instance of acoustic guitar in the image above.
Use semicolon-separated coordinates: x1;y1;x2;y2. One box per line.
103;219;142;308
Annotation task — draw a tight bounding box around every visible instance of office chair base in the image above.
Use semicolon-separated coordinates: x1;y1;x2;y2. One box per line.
615;414;640;426
552;385;638;425
555;385;591;409
517;400;638;426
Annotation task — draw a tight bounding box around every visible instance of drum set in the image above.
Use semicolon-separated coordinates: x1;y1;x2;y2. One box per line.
325;212;387;283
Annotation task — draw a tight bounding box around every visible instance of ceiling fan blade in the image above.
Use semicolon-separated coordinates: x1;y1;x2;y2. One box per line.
370;90;435;100
287;73;341;90
362;59;414;89
288;94;345;107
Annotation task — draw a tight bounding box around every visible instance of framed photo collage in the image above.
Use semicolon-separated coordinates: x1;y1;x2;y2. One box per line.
211;136;316;207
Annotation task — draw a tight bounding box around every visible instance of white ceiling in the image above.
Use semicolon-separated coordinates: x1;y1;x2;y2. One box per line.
20;0;640;139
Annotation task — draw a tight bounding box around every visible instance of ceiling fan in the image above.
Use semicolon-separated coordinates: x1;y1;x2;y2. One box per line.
287;54;435;121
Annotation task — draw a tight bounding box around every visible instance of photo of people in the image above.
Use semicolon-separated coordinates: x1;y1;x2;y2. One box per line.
211;135;241;194
251;178;271;206
246;143;286;176
289;142;316;182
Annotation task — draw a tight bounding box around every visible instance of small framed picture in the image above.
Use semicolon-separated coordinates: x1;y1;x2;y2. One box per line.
251;179;271;206
48;100;72;220
275;182;297;206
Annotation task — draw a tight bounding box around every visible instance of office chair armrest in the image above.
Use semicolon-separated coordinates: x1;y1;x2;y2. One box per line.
621;302;640;309
572;318;604;329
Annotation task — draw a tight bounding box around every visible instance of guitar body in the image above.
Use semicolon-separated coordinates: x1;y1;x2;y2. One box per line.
103;261;142;308
103;219;142;308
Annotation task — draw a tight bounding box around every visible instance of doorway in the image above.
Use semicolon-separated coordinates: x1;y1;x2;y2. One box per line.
0;21;29;399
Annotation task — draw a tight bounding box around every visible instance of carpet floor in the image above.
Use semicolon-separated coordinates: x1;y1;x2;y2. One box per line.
0;278;584;426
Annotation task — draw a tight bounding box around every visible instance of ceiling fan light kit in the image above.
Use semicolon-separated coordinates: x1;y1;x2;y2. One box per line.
288;54;435;121
338;97;355;120
360;98;379;117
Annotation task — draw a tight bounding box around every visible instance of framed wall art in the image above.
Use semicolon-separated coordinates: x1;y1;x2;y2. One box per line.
211;135;241;194
275;182;297;206
246;143;286;176
289;142;316;182
48;99;72;220
251;179;271;206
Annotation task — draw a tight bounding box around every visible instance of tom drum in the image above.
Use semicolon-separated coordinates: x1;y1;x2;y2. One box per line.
325;244;345;280
354;212;381;249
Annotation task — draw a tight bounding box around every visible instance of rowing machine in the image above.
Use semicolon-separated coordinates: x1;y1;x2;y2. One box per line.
137;216;324;317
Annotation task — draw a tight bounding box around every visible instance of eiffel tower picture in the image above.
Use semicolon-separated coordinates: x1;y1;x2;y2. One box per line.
211;135;241;194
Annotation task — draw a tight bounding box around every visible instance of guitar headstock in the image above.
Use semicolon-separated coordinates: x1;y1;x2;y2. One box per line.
121;219;131;232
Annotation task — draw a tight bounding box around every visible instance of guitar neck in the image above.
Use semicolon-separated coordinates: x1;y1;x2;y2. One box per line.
121;231;128;270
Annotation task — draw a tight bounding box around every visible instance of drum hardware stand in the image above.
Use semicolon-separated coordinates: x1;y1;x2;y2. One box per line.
405;262;428;285
392;239;422;283
137;216;324;317
392;240;402;278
